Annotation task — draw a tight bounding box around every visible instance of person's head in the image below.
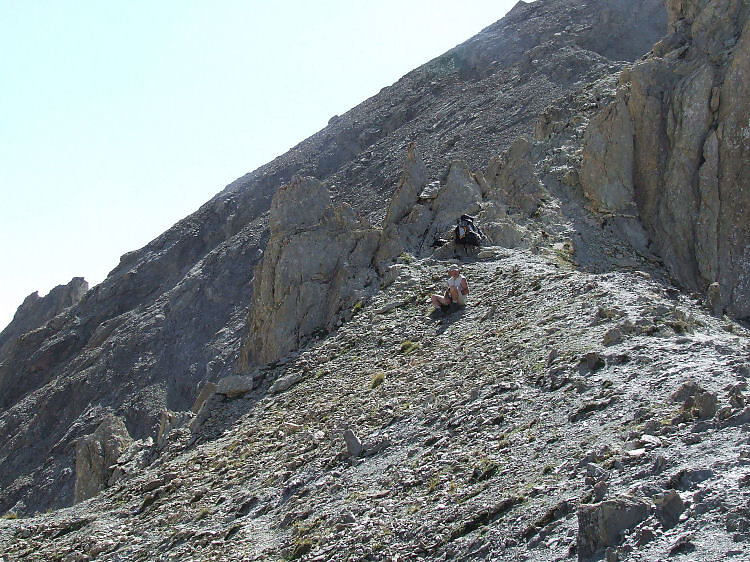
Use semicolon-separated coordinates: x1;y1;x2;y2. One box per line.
449;264;460;277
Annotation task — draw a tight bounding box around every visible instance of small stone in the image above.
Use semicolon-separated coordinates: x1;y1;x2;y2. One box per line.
730;392;745;409
340;509;356;525
593;480;608;501
654;490;684;529
670;380;704;403
547;348;560;366
380;265;402;288
216;375;256;397
637;526;655;546
694;391;718;420
269;371;305;394
669;533;696;556
586;463;607;479
585;352;605;371
707;282;723;317
343;429;363;457
651;455;668;474
602;328;622;346
717;406;733;421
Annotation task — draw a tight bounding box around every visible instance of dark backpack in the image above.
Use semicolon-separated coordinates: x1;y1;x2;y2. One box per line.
454;214;483;247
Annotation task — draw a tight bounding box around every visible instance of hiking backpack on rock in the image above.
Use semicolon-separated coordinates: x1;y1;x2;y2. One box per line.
454;214;483;251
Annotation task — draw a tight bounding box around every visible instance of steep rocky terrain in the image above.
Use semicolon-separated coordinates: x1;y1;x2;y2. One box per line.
580;0;750;318
2;0;750;560
0;0;669;517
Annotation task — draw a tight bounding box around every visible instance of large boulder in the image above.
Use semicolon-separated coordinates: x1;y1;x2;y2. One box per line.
240;177;379;365
577;496;651;558
74;415;133;503
580;0;750;318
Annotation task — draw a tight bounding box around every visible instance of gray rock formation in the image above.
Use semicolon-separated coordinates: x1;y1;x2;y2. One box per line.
74;415;133;503
0;277;88;363
377;149;487;263
375;145;429;269
581;0;750;317
487;137;548;216
240;177;379;365
577;496;652;557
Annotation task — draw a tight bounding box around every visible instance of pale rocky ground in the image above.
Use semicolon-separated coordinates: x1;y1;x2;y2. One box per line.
1;247;748;560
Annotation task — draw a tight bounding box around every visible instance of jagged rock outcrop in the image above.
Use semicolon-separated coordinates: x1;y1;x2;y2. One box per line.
377;149;486;264
581;0;750;318
375;145;429;269
486;137;549;216
156;410;193;449
240;178;379;365
74;415;133;503
0;277;87;357
424;161;484;249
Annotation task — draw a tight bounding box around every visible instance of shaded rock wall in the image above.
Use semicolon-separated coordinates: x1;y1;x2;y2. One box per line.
581;0;750;317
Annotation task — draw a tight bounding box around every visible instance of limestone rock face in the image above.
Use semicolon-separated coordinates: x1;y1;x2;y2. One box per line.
242;177;379;365
74;415;133;503
581;0;750;318
580;97;636;215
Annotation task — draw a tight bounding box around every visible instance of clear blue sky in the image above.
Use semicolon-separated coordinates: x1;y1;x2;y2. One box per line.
0;0;521;330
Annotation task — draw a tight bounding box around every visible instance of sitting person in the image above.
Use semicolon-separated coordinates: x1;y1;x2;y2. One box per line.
430;264;469;309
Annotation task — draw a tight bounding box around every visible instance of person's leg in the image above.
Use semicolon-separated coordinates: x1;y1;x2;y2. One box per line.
431;294;450;307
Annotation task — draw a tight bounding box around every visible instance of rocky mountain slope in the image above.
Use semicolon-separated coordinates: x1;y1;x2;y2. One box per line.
1;0;750;560
0;0;669;517
3;241;750;561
